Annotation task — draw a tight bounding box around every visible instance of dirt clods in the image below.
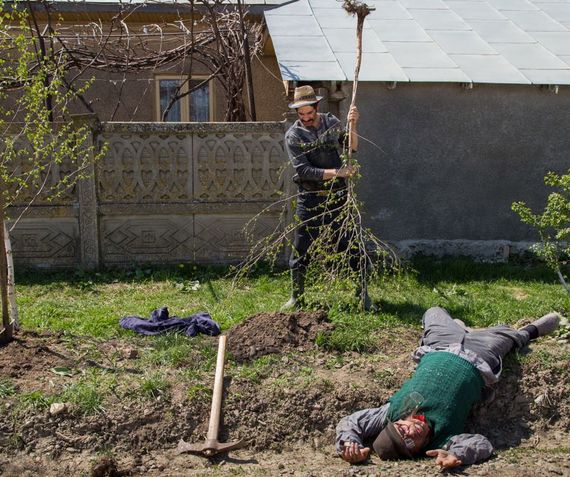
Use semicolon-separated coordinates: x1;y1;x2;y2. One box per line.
1;325;569;476
227;311;333;362
91;456;129;477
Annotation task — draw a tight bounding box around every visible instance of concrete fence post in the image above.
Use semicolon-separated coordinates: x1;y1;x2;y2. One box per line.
72;114;100;270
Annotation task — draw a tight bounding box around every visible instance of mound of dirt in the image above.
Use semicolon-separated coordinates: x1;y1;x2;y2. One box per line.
226;311;333;362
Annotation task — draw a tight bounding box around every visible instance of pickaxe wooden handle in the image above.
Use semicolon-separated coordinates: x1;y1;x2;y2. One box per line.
177;335;246;457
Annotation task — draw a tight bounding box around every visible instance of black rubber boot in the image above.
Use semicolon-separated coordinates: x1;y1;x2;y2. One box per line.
281;269;305;311
356;280;377;312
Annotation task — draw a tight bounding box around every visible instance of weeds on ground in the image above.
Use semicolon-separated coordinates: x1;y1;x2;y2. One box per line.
19;390;52;411
142;333;199;367
139;372;170;398
186;383;211;402
60;375;105;414
0;379;15;398
518;347;570;367
500;446;570;459
230;355;279;384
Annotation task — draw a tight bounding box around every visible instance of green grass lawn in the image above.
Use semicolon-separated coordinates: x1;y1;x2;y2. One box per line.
14;257;569;353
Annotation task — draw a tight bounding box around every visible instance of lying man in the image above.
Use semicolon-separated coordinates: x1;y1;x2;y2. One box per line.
336;307;561;469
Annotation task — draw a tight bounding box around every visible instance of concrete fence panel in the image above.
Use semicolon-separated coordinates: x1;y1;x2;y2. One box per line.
8;121;290;269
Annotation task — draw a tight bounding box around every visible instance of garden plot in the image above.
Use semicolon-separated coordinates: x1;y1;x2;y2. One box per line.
1;312;568;477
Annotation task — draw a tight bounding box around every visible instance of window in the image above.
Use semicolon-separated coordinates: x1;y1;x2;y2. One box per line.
155;76;212;122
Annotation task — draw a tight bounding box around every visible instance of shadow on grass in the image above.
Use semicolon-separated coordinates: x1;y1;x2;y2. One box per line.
376;300;480;328
14;263;232;286
14;257;559;290
409;255;559;286
14;261;286;287
376;300;428;326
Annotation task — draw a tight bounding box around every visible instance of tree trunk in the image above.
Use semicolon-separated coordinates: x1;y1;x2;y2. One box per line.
4;223;19;329
0;202;13;345
556;267;570;296
347;7;368;164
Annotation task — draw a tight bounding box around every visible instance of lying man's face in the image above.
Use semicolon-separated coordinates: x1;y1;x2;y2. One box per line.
393;416;431;454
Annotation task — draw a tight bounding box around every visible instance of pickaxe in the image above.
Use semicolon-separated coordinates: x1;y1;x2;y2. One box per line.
176;335;245;457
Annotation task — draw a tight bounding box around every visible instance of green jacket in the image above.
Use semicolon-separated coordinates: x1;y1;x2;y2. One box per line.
388;351;484;450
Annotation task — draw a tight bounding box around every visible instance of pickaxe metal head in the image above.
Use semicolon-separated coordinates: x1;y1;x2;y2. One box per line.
176;438;247;457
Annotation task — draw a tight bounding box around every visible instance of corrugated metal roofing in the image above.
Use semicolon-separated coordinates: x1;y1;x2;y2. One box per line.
265;0;570;84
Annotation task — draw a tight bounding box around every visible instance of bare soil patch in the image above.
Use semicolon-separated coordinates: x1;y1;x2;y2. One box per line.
0;332;73;394
0;317;569;477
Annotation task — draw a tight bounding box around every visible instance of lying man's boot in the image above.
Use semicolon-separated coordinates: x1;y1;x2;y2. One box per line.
281;269;304;311
521;312;561;340
531;312;561;336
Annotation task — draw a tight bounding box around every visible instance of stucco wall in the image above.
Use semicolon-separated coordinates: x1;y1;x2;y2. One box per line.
251;55;289;121
354;82;569;257
68;55;287;123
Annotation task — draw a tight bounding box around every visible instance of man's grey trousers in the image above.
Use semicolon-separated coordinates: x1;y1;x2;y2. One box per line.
421;307;530;375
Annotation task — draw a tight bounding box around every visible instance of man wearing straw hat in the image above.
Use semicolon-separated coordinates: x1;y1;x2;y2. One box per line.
282;85;374;311
336;306;561;469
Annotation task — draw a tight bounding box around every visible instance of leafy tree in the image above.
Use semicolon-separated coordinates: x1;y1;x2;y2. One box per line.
0;1;102;344
512;169;570;295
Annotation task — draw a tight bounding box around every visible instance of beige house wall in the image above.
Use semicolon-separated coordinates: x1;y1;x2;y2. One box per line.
15;8;288;123
76;54;287;122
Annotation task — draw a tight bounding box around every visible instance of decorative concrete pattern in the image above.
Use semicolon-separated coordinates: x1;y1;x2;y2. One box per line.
7;122;290;268
98;123;288;265
8;219;78;267
101;216;194;263
7;155;77;207
194;214;281;263
97;134;193;203
75;115;100;269
194;132;286;201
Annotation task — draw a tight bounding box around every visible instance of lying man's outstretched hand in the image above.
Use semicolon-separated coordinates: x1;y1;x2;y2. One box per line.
426;449;462;469
341;442;370;464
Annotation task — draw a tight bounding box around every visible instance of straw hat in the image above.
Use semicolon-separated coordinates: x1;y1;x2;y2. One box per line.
288;85;323;109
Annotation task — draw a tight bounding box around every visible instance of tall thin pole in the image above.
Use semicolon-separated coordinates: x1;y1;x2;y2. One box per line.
4;223;19;330
343;1;373;164
207;335;226;441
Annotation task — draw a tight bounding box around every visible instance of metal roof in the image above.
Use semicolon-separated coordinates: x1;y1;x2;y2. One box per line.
37;0;287;4
265;0;570;84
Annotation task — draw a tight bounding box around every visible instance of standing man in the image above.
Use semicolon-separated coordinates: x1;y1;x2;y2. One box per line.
336;307;562;469
282;85;373;311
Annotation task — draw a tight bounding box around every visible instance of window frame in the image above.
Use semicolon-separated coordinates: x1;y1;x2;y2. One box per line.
154;74;214;122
